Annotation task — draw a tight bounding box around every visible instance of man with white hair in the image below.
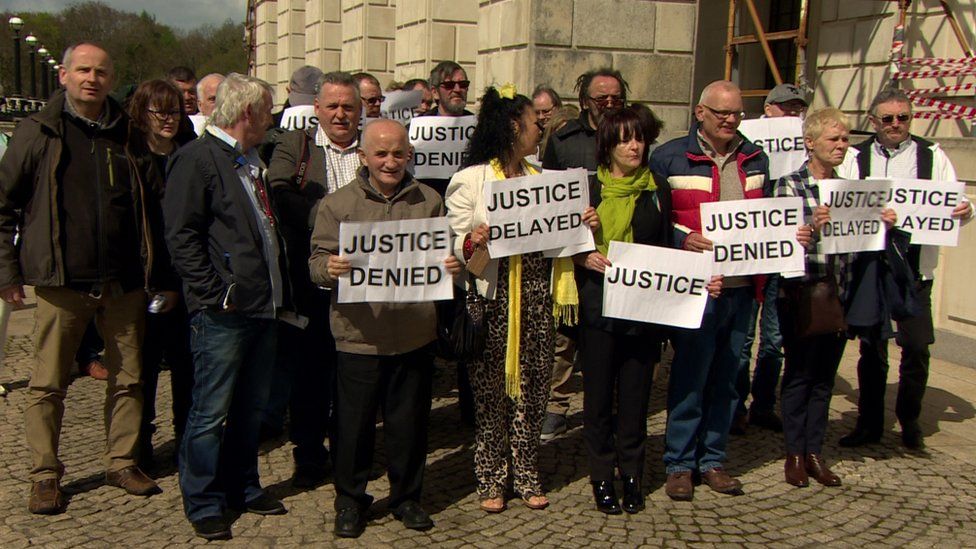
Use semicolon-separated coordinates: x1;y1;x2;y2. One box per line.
650;80;771;501
189;73;224;135
164;73;288;540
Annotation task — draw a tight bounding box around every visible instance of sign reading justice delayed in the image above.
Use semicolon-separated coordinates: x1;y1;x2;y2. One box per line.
337;217;455;303
701;197;805;276
484;169;592;258
602;241;712;330
886;178;965;247
817;179;891;254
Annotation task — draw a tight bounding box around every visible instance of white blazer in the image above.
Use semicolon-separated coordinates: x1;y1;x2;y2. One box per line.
446;164;502;299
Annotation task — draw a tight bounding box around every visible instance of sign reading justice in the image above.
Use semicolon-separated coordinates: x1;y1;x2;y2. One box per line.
817;179;891;254
337;217;455;303
484;169;592;258
700;197;805;276
408;115;477;179
886;178;965;247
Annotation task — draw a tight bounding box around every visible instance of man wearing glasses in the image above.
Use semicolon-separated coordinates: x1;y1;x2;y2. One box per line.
650;80;769;501
353;72;384;119
836;88;973;451
539;68;629;442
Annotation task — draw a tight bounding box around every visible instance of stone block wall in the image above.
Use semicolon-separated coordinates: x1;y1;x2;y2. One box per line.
252;0;278;90
394;0;479;87
305;0;343;75
276;0;308;93
340;0;397;88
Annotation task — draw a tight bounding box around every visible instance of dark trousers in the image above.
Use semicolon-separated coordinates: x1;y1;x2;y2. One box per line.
581;326;657;482
735;276;783;417
141;303;194;454
780;330;846;455
333;347;433;511
855;280;934;434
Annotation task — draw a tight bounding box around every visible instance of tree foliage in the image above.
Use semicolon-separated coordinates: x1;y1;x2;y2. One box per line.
1;1;246;97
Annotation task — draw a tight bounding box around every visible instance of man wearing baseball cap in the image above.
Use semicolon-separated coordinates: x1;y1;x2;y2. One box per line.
279;65;325;131
763;83;808;118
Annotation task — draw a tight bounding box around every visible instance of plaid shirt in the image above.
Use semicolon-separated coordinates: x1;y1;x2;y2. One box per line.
774;163;853;297
315;124;361;194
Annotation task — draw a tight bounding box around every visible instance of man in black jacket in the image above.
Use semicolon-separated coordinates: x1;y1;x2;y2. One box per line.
0;42;172;515
164;73;287;540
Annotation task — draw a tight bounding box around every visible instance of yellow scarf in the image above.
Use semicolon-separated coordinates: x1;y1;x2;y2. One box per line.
488;159;579;400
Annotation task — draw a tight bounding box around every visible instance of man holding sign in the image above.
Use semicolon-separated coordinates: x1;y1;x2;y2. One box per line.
309;120;461;538
837;88;974;450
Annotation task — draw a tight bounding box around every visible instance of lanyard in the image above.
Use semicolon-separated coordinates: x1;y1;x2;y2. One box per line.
237;155;276;227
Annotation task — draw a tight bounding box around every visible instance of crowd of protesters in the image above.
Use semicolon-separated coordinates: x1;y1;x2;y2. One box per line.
0;40;972;541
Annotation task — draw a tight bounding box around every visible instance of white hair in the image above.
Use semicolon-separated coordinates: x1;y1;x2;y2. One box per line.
196;73;225;100
210;73;274;128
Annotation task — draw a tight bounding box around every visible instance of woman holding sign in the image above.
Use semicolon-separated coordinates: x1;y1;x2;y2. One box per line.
774;108;896;488
446;85;599;513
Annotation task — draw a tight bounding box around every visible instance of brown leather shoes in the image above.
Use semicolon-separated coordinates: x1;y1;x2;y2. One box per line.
106;466;162;496
784;454;809;487
701;468;743;495
28;479;66;515
665;471;694;501
805;454;841;487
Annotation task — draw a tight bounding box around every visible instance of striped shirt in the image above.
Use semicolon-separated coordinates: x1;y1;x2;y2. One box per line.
315;124;361;194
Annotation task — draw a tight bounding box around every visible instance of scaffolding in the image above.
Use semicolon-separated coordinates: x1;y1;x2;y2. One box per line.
723;0;811;99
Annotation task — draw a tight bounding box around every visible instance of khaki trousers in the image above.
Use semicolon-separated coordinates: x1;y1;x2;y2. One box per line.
26;284;146;481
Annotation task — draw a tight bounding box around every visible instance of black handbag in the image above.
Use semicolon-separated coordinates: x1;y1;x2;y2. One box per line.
438;273;487;361
783;264;847;339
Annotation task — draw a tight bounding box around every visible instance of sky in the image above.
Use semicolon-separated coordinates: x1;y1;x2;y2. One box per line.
4;0;247;31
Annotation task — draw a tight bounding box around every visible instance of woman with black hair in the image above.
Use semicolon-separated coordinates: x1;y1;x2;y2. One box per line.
446;86;598;513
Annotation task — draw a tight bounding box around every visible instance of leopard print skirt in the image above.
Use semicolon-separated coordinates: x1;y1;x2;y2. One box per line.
469;252;555;499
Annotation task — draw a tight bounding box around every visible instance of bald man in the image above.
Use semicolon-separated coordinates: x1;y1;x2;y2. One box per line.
309;119;461;538
650;80;771;501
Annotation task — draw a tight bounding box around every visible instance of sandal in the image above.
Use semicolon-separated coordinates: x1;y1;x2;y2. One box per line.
521;494;549;510
479;497;506;513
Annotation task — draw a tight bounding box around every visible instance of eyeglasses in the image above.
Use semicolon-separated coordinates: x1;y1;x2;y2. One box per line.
877;113;911;124
588;95;623;107
535;107;554;117
701;104;744;120
148;108;181;120
363;96;386;105
439;80;470;91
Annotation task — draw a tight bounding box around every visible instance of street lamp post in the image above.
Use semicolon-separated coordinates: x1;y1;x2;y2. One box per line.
38;48;50;99
9;17;24;96
46;58;56;98
25;34;38;98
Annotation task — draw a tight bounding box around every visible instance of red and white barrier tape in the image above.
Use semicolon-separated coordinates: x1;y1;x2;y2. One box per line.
899;57;976;66
904;83;976;96
911;97;976;117
894;68;976;79
913;111;976;120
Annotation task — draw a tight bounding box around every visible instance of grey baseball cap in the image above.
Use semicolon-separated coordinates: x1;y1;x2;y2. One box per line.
288;65;324;106
765;83;808;106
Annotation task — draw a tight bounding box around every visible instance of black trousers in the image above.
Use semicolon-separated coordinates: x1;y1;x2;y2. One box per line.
333;347;433;511
581;326;658;482
141;304;194;449
855;280;935;433
780;330;846;455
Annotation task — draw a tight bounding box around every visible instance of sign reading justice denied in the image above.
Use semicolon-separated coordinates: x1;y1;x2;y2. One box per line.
701;197;805;276
602;241;712;330
484;169;592;258
408;115;477;179
337;217;455;303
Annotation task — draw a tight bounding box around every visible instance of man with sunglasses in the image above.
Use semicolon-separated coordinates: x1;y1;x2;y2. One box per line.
837;88;973;451
650;80;770;501
353;72;384;119
539;68;629;442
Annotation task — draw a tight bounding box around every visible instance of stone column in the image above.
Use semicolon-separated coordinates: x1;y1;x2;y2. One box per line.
341;0;397;87
253;0;278;88
277;0;308;100
477;0;698;138
394;0;479;84
306;0;343;73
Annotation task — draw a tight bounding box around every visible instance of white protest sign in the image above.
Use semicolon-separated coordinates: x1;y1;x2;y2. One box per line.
886;178;965;247
818;179;892;254
381;89;424;125
409;115;477;179
738;117;806;180
485;169;591;258
602;241;712;329
189;114;208;136
337;217;454;303
280;104;318;131
701;197;805;276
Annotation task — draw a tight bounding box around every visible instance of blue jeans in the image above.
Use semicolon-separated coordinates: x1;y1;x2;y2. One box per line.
735;275;784;417
179;311;276;522
664;287;753;474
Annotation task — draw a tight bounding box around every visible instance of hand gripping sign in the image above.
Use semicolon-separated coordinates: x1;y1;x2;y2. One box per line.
817;179;892;254
337;217;455;303
701;197;805;276
738;117;807;180
408;115;477;179
602;241;712;330
484;169;592;258
886;178;966;247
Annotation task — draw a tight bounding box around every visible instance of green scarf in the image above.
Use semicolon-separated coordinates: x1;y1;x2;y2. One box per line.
595;165;656;255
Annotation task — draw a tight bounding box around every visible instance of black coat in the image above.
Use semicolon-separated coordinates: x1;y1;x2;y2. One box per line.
541;113;598;172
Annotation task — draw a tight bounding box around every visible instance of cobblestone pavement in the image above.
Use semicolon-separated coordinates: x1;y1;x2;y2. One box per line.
1;301;976;547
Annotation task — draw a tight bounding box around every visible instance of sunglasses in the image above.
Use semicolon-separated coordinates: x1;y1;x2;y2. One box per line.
363;96;386;105
588;95;624;107
439;80;470;91
877;113;911;124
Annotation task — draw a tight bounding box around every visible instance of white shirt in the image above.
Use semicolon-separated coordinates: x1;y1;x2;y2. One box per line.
315;124;361;194
838;136;973;280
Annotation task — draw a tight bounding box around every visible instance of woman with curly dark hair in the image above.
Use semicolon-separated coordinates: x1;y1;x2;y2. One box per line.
446;86;598;513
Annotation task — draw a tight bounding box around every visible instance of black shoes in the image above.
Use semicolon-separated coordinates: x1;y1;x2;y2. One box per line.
592;481;621;515
393;501;434;530
902;426;925;450
334;507;367;538
839;428;882;448
192;516;232;540
621;477;644;514
749;410;784;432
292;463;330;489
244;493;287;515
